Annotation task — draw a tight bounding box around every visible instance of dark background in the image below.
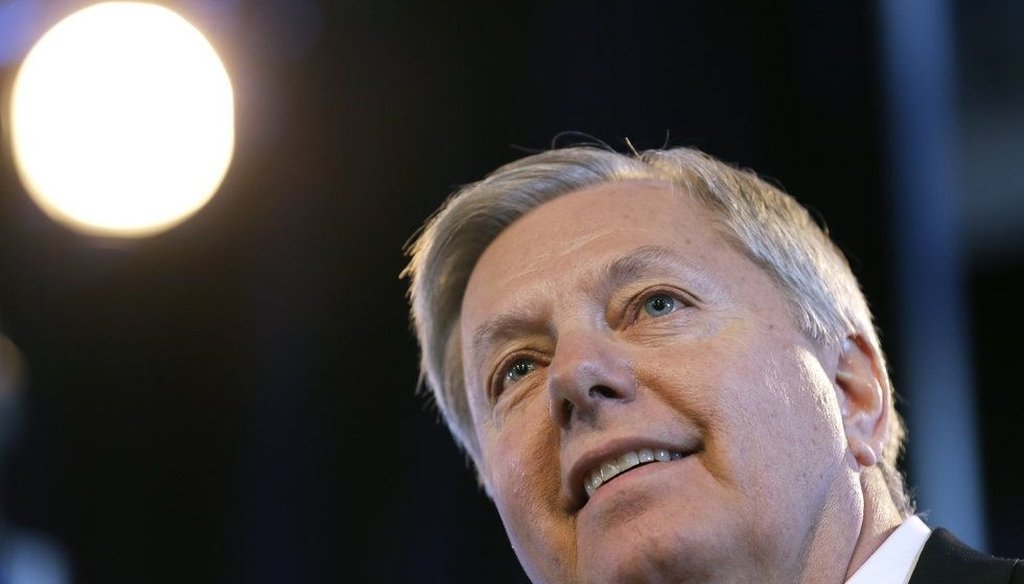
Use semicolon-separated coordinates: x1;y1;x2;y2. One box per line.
0;1;1021;582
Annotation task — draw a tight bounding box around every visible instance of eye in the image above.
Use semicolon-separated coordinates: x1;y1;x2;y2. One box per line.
504;357;537;385
491;355;539;400
642;293;678;317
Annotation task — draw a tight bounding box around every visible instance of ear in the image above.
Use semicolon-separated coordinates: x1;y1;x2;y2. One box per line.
834;334;890;468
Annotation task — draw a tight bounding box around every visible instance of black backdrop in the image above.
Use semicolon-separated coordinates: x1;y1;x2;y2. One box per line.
0;1;1020;582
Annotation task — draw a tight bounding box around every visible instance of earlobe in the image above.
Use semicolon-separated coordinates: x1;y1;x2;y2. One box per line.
835;334;890;468
848;437;879;467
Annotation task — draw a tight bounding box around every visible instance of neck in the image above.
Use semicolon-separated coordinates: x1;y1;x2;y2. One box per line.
843;469;905;580
796;466;904;584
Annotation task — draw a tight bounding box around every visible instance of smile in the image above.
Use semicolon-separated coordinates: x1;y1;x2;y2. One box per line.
584;448;685;498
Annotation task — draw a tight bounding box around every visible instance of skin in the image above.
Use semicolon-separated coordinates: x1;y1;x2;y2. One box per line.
459;180;902;583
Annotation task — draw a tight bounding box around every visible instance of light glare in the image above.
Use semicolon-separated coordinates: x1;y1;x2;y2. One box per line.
10;2;235;237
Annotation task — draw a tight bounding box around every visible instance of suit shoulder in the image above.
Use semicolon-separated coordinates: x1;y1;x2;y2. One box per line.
910;528;1022;584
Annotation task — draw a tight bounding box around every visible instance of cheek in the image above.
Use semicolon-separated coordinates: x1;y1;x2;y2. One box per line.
484;419;578;584
763;347;846;454
639;331;845;491
721;342;849;533
486;407;562;520
634;336;757;482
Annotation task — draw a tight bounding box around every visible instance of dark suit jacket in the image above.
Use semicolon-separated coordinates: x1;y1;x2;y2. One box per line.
909;528;1024;584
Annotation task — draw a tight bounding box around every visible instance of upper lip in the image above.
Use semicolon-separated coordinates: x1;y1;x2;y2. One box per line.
563;436;700;512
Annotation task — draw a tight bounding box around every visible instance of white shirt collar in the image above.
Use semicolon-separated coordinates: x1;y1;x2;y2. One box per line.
845;516;931;584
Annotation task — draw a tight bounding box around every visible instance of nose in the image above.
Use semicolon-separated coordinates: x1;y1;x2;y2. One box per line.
547;329;637;429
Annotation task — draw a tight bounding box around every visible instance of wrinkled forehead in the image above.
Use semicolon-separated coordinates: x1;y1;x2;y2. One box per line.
460;179;715;316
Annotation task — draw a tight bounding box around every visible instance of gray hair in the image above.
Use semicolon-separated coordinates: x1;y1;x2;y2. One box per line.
403;146;910;515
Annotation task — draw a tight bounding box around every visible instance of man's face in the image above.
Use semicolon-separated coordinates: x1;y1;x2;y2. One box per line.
459;180;864;583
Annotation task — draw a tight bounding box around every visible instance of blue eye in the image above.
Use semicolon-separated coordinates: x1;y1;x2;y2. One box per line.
504;358;536;385
643;293;677;317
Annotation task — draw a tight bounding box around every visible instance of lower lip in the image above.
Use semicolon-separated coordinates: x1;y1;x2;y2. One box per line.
582;455;693;510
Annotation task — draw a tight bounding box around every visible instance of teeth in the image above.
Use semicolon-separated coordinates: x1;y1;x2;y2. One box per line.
582;448;685;499
600;461;619;481
619;450;640;470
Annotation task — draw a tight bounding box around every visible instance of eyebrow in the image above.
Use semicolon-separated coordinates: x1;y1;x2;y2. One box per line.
468;245;700;362
469;309;546;366
600;244;692;295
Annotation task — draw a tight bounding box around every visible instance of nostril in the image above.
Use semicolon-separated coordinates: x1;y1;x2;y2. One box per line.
589;385;617;400
561;400;574;423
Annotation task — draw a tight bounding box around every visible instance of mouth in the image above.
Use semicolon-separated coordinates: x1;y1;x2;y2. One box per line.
583;447;686;498
566;444;696;513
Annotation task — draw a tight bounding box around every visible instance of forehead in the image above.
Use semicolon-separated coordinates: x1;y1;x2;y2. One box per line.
461;179;727;320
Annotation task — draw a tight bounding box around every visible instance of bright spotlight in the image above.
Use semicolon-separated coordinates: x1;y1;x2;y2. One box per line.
9;2;235;237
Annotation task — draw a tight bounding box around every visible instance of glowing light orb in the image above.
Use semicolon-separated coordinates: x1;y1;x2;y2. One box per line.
10;2;235;237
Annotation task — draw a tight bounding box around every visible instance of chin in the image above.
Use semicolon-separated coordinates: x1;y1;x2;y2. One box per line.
575;508;752;584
